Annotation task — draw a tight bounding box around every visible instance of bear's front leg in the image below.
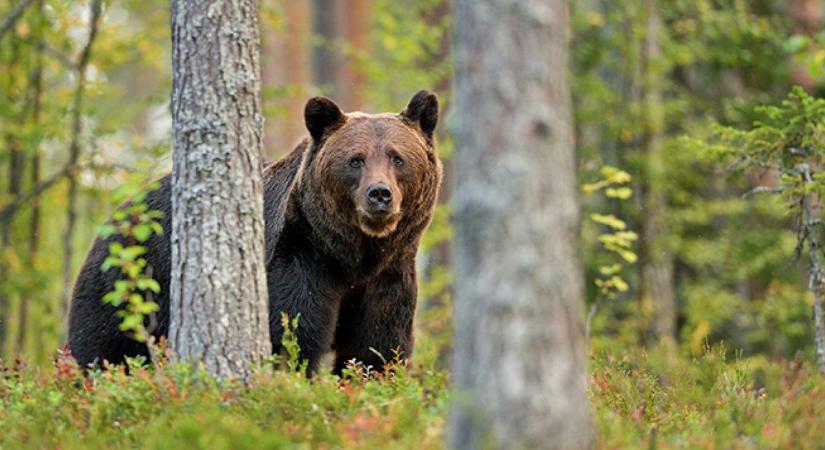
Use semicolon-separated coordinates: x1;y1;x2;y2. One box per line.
267;252;343;374
333;260;417;375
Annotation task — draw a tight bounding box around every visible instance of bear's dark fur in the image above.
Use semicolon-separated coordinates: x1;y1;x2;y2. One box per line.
68;91;442;374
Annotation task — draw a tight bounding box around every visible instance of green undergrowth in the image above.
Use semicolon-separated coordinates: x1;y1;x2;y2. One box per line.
0;345;448;449
2;340;825;449
591;339;825;449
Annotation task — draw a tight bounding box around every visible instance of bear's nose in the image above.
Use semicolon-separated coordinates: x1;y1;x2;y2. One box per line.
367;183;393;207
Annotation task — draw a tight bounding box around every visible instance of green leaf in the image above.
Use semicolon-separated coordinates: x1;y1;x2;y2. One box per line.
599;264;622;276
605;187;632;199
108;242;124;254
119;314;143;331
98;224;117;237
590;214;626;230
121;246;147;261
132;224;152;242
138;302;159;314
137;278;161;293
103;291;123;306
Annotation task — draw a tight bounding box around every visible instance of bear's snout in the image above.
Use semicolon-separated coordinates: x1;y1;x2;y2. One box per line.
366;183;393;209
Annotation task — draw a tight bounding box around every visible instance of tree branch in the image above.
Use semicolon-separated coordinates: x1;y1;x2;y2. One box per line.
0;166;69;225
0;160;138;227
0;0;36;39
742;186;786;198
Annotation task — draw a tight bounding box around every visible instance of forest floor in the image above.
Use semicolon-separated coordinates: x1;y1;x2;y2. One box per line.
1;339;824;449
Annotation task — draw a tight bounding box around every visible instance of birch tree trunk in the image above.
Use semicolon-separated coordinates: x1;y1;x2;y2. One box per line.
451;0;592;448
170;0;271;382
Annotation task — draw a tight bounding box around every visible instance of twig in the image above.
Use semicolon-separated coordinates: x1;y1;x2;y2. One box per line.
0;0;36;39
742;185;786;198
585;297;604;344
42;42;75;70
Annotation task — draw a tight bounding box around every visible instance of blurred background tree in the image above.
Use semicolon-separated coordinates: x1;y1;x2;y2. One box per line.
0;0;823;373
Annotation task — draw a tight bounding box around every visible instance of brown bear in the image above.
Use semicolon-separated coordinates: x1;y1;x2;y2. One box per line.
68;91;442;374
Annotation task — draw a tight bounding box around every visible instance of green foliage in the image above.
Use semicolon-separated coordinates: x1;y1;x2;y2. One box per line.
358;0;450;111
583;166;637;299
691;87;825;363
574;0;824;354
98;178;164;342
274;312;308;374
591;341;825;449
4;343;825;449
703;86;825;184
0;0;171;363
0;347;449;449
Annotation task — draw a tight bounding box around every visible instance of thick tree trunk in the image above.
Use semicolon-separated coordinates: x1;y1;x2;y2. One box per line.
451;1;592;448
170;0;271;382
638;0;677;343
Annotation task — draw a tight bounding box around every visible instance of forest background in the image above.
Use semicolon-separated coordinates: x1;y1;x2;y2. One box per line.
1;0;825;448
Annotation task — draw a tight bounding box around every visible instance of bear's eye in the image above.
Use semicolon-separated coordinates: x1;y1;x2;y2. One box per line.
391;155;404;166
349;157;365;169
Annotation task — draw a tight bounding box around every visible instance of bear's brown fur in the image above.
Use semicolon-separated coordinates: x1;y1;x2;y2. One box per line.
68;91;442;374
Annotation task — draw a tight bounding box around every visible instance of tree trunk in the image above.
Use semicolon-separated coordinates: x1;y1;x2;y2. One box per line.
336;0;369;110
451;0;592;448
799;165;825;374
261;0;311;157
638;0;677;343
310;0;343;98
0;35;22;358
170;0;271;382
16;0;45;354
60;0;102;336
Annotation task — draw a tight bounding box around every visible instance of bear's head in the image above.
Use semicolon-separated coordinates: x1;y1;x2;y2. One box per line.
301;91;441;241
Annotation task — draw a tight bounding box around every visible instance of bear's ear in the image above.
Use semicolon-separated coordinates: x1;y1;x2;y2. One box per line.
400;90;438;140
305;96;346;142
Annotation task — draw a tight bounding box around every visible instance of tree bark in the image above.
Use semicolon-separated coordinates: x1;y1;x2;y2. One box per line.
798;164;825;374
638;0;677;343
170;0;271;382
451;0;592;448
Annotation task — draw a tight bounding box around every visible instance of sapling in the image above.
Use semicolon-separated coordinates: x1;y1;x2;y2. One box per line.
698;87;825;373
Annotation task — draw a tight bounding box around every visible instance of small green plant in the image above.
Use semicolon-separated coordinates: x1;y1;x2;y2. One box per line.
98;178;164;346
275;312;309;374
583;165;638;339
